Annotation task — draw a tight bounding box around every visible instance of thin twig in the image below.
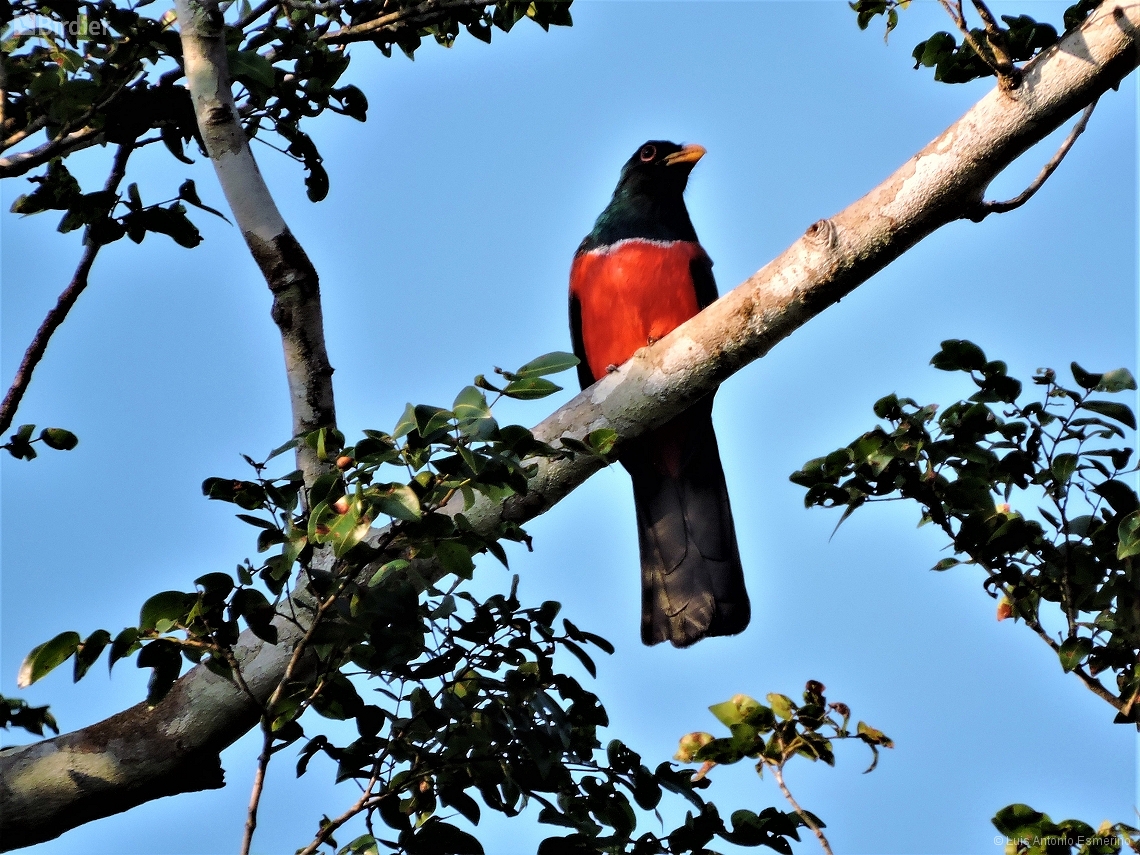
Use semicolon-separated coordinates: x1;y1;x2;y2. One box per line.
219;647;266;713
1;116;48;153
923;485;1123;713
0;126;101;179
973;99;1099;220
236;0;279;29
1017;609;1125;712
770;764;834;855
0;58;7;130
969;0;1020;86
320;0;485;45
1043;390;1082;636
0;143;133;437
240;585;338;855
283;0;342;14
295;766;385;855
935;0;1018;89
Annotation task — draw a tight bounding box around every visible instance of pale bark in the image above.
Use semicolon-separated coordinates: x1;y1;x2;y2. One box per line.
174;0;337;488
1;1;1137;848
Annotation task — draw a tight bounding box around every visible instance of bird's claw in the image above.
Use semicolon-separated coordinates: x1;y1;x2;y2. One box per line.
606;364;619;373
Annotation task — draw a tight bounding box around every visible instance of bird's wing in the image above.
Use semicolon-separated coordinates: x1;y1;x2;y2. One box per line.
568;289;596;389
690;249;719;310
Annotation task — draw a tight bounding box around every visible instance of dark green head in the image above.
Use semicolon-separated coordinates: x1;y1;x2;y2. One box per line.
579;140;706;251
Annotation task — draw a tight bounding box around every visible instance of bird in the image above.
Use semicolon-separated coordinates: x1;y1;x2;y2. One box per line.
568;140;751;648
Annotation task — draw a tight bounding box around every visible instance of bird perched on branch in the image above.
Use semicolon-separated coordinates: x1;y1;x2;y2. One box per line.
568;140;751;648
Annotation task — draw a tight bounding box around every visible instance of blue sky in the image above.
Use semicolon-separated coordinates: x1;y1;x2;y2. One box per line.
2;2;1137;853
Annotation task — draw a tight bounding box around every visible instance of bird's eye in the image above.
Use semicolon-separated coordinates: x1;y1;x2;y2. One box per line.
639;145;656;162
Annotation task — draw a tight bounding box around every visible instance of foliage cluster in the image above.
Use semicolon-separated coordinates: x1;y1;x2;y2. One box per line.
850;0;1102;84
13;354;811;855
992;804;1137;855
2;0;571;242
2;421;78;459
791;341;1140;722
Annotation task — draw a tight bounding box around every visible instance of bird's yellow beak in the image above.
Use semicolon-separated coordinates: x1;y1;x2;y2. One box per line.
662;144;706;166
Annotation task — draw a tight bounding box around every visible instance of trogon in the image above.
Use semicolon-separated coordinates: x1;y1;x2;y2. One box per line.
568;140;751;648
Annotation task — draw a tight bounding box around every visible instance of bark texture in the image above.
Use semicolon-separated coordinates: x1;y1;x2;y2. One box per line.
174;0;336;488
2;2;1136;847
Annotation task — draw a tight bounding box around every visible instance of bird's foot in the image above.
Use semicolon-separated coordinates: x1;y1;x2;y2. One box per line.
647;336;660;345
606;363;619;373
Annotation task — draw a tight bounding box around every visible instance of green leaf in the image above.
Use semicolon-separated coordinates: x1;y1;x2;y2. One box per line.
327;506;372;559
232;588;277;643
1058;636;1092;672
393;403;417;438
266;438;299;461
369;558;409;586
227;49;276;88
767;693;794;720
39;427;78;450
1117;510;1140;560
109;627;141;672
452;385;490;420
931;339;986;372
373;484;422;521
435;541;474;578
411;820;484;855
18;631;81;688
137;638;183;704
1096;367;1137;392
560;638;597;677
414;404;453;437
342;834;379;855
709;699;743;727
1094;480;1138;515
992;803;1047;835
1070;362;1103;390
74;629;111;681
502;377;562;400
1050;453;1078;485
1080;400;1136;429
453;386;497;439
331;85;369;122
178;179;231;223
856;720;893;747
139;591;196;632
587;428;617;457
514;351;579;379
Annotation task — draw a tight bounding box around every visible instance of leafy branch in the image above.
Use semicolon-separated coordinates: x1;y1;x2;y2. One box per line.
791;341;1139;723
675;682;894;855
850;0;1100;86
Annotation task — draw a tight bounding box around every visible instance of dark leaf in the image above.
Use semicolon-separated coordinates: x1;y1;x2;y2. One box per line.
74;629;111;681
1080;400;1136;429
39;427;78;450
515;352;579;379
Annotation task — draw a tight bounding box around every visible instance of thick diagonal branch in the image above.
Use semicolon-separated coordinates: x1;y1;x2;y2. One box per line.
174;0;336;488
1;1;1136;848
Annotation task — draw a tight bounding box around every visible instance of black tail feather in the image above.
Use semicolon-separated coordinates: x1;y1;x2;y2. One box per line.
621;398;750;647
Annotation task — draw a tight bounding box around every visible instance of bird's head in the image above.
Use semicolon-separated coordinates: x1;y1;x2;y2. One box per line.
615;140;706;198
